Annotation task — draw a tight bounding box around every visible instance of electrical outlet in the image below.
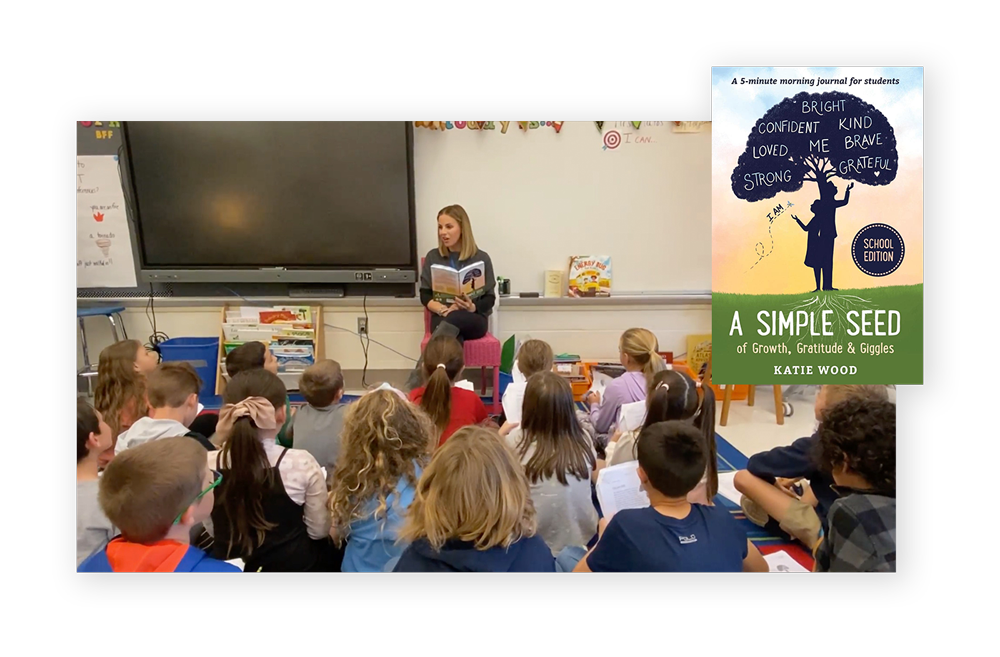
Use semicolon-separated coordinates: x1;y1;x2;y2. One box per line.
357;317;368;335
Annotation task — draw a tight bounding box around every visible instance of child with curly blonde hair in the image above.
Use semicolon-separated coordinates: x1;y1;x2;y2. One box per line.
328;390;435;572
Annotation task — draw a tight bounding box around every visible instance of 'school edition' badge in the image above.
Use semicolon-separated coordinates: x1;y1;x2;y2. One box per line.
711;67;923;384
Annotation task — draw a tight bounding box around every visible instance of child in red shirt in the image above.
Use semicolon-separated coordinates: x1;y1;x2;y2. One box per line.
408;335;488;445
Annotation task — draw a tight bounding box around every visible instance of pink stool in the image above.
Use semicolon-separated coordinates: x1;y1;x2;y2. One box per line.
421;308;502;414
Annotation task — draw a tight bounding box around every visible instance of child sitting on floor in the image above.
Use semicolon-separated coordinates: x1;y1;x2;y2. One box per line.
734;385;889;549
93;339;160;465
209;369;339;572
394;426;556;572
329;390;434;572
77;399;116;566
506;372;598;555
292;359;347;487
78;437;239;572
575;421;766;572
813;395;896;572
502;339;553;417
222;341;293;447
116;362;215;454
408;335;488;446
602;369;718;504
582;328;664;440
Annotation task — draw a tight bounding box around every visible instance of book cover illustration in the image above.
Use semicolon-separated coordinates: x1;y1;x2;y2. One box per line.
567;256;612;297
711;67;922;384
686;334;712;378
431;261;486;303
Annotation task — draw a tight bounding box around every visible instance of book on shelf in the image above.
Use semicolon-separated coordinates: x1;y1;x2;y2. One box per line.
221;305;319;375
567;256;611;298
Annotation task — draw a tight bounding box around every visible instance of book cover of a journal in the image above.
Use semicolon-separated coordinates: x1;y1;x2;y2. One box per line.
711;67;923;384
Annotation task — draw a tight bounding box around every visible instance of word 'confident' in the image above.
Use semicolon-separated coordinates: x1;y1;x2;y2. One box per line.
729;309;901;337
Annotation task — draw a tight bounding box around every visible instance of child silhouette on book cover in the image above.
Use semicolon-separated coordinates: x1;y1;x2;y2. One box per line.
791;179;853;292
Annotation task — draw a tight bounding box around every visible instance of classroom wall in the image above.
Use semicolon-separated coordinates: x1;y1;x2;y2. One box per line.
76;301;710;375
77;121;713;377
413;121;712;293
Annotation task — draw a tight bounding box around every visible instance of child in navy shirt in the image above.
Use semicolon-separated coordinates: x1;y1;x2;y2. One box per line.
734;385;888;549
575;421;767;573
394;426;555;573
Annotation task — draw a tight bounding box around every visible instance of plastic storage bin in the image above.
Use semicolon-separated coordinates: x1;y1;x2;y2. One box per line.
673;359;748;401
498;371;513;400
158;337;220;398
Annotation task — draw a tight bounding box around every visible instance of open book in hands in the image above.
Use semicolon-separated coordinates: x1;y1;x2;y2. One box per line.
617;400;647;433
595;462;650;520
431;261;487;303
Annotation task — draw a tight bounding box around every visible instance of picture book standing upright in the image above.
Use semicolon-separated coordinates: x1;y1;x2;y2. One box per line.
567;256;612;297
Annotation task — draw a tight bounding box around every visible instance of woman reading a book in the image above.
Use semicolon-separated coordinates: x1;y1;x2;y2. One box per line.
406;205;496;390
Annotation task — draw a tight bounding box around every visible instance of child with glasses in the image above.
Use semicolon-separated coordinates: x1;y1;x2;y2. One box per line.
78;436;238;572
207;369;339;572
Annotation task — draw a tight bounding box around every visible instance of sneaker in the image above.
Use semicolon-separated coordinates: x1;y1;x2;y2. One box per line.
740;495;770;527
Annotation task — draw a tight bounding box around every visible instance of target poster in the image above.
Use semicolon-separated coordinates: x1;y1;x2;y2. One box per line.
711;67;923;384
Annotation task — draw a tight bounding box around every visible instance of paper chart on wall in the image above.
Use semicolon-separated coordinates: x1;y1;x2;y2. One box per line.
76;155;137;287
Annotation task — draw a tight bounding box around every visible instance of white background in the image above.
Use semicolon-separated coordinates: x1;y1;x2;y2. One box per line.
3;0;732;636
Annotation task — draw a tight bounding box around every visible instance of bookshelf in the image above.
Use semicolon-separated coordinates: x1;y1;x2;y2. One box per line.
215;303;326;396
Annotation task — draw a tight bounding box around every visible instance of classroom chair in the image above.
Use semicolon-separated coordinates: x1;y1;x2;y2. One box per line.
77;305;127;395
705;354;783;426
418;257;502;413
420;303;502;415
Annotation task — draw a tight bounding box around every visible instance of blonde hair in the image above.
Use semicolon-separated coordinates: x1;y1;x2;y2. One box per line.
400;426;537;551
437;204;478;261
619;328;664;387
328;390;435;545
517;339;554;378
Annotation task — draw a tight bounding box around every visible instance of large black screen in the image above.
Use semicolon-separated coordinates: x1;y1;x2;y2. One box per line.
125;122;415;269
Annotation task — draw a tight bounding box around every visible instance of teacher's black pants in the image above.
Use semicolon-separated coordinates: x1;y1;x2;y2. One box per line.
430;310;489;342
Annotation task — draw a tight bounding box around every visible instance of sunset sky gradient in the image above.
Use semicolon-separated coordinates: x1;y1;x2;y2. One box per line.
712;67;923;294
